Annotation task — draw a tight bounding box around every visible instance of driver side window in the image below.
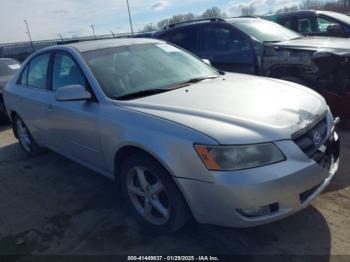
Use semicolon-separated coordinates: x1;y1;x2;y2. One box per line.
317;17;340;33
201;25;250;54
52;52;86;91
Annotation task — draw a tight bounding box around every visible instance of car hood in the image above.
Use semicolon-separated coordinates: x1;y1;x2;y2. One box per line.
269;36;350;56
120;74;328;144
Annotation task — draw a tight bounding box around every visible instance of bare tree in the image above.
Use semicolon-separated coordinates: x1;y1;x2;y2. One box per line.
276;5;299;14
200;7;227;18
157;13;195;29
141;23;158;32
241;5;256;16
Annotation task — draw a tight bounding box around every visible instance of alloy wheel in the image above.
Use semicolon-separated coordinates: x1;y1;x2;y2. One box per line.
127;166;171;225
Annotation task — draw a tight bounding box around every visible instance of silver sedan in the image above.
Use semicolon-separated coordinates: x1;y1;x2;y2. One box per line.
4;39;340;232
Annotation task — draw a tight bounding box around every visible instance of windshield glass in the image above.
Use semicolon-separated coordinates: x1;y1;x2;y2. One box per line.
82;43;218;99
323;11;350;25
231;19;301;42
0;59;20;76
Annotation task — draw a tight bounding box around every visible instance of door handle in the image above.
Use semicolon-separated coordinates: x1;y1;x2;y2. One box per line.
48;105;54;112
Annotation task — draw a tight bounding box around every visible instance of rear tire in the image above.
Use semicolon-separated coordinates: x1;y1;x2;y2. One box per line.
120;152;191;233
13;115;44;156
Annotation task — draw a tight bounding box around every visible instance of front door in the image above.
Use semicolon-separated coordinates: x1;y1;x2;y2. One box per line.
45;51;105;172
198;24;256;74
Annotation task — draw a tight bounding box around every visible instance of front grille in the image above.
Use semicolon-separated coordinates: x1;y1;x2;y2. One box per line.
293;117;328;158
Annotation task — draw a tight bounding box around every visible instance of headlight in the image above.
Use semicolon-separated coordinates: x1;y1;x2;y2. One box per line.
194;143;285;171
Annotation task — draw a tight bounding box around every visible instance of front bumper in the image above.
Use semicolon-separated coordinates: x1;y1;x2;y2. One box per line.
175;131;340;228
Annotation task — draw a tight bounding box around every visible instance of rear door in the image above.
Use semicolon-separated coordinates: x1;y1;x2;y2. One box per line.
198;23;256;74
14;52;52;144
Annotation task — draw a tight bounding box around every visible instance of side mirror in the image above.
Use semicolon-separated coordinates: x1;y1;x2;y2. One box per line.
55;85;91;102
327;24;344;34
202;59;211;65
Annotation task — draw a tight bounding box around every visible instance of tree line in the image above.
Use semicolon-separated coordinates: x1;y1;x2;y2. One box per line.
141;7;227;32
141;1;350;32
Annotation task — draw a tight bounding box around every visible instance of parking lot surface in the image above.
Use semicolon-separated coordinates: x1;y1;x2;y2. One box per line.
0;122;349;260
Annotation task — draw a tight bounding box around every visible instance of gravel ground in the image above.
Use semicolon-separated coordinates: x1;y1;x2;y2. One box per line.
0;122;349;261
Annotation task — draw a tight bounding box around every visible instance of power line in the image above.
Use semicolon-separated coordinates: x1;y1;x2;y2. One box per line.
90;24;96;39
126;0;134;36
23;19;34;51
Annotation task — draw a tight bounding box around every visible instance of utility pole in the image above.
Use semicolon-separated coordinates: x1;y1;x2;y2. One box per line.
126;0;134;36
58;34;63;42
24;19;34;51
110;30;115;38
90;24;96;39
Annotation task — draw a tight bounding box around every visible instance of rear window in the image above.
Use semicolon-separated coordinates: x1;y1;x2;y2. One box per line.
231;19;301;42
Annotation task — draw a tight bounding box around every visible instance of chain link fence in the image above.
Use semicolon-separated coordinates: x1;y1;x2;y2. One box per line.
0;32;141;61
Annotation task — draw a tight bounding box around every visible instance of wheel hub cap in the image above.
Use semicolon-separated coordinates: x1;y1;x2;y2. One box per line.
127;166;170;225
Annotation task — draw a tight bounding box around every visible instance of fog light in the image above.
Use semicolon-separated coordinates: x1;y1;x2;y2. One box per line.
237;203;279;218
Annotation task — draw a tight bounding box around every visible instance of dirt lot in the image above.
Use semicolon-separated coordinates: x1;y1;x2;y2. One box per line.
0;121;349;260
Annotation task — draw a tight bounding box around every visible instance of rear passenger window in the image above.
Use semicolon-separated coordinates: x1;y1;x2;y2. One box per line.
161;28;198;52
52;53;86;91
20;65;29;86
27;53;50;89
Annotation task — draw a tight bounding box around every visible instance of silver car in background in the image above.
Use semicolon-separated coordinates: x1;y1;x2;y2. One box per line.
0;58;20;120
4;39;340;232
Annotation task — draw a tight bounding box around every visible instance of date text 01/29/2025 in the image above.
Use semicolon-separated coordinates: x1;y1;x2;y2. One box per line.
127;256;220;261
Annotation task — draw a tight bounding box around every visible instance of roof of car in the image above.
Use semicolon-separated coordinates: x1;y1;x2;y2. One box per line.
155;17;260;34
65;38;164;52
226;17;262;23
274;10;342;17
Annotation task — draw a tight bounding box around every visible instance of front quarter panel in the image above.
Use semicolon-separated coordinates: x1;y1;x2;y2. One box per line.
99;103;218;182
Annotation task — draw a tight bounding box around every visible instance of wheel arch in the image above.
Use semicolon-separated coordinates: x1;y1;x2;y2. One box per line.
113;144;176;182
113;144;193;214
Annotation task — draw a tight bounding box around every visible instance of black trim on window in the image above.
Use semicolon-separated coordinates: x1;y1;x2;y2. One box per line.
23;51;52;90
52;50;98;103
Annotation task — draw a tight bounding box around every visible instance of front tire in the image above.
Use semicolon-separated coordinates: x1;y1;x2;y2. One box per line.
120;152;191;233
13;115;44;156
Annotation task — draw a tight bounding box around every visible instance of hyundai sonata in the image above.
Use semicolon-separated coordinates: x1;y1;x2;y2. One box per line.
3;39;340;232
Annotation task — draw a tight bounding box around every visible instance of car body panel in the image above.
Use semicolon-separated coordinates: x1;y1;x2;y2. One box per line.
3;39;340;228
154;18;350;128
123;73;327;144
268;36;350;55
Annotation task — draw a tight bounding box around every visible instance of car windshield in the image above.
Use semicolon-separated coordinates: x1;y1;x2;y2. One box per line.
0;59;20;77
82;43;218;100
322;11;350;25
231;19;301;43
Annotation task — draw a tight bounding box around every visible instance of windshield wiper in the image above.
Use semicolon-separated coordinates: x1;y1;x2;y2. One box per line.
115;76;218;100
115;88;169;100
169;76;219;89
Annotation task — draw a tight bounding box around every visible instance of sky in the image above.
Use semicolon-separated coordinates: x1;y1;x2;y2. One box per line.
0;0;304;44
